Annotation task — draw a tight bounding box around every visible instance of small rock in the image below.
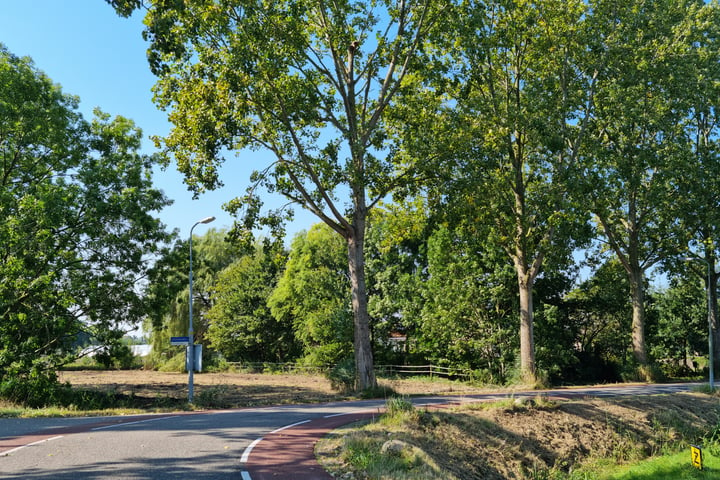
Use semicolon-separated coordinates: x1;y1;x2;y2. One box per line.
381;439;410;456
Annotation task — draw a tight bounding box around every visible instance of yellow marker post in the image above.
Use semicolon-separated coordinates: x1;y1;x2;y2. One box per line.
691;444;703;470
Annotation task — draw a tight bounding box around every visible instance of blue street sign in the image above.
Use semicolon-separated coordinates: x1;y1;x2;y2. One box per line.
170;336;190;345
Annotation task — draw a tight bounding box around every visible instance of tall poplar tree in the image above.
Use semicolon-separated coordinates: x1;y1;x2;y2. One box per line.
674;1;720;375
582;0;711;374
109;0;446;390
446;0;596;381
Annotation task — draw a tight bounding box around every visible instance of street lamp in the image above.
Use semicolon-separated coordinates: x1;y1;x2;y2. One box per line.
188;215;216;403
684;256;715;390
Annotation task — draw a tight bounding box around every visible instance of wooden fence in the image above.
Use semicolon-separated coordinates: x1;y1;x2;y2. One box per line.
225;361;474;379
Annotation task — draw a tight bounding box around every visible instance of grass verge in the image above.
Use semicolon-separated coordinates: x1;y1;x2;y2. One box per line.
316;392;720;479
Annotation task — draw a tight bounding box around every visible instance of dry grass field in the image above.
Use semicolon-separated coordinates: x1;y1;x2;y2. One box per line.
57;369;499;409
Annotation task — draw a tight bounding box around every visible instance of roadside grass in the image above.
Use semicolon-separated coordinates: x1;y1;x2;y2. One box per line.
0;388;185;418
317;392;720;480
575;450;720;479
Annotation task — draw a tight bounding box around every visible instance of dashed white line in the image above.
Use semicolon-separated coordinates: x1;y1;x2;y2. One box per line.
1;435;64;456
241;470;253;480
91;415;178;431
269;419;310;434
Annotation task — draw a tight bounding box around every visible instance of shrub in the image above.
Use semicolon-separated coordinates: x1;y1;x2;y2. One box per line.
327;357;355;393
0;372;68;408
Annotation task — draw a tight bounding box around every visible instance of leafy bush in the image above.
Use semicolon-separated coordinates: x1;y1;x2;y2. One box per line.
327;357;356;393
157;352;187;373
0;372;68;408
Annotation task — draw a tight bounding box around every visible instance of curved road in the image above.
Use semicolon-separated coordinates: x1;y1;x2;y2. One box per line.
0;382;699;479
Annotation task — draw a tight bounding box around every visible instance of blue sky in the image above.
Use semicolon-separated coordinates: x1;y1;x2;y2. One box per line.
0;1;313;240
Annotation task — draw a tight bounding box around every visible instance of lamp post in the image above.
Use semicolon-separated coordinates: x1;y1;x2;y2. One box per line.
188;216;215;403
685;256;715;390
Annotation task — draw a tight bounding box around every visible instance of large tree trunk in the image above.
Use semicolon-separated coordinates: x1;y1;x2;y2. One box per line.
629;269;648;367
518;274;536;382
347;213;377;391
706;252;718;381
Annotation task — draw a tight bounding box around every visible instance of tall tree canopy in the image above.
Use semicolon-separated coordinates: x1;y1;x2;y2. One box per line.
441;0;595;381
109;0;448;389
0;46;171;405
145;229;240;362
581;0;716;374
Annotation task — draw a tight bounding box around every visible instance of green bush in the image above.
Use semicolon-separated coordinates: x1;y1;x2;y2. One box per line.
0;372;68;408
327;357;356;393
157;351;187;373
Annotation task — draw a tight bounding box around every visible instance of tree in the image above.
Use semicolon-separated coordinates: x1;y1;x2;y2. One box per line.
145;229;239;364
562;259;633;382
109;0;448;390
581;0;708;374
365;198;429;365
652;274;706;377
0;46;171;404
206;244;299;362
268;224;353;366
442;0;596;381
418;225;518;382
672;1;720;376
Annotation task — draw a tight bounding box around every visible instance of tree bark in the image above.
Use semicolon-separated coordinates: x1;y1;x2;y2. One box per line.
518;274;536;382
629;269;648;367
706;253;719;378
347;212;377;391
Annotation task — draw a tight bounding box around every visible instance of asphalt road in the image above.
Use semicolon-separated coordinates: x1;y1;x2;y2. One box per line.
0;382;702;479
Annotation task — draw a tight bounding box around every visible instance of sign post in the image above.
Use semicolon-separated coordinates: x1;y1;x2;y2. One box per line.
691;445;703;470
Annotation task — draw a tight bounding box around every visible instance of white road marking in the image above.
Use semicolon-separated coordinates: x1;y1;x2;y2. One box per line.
269;419;311;434
91;415;178;431
240;437;263;463
1;435;64;456
241;471;253;480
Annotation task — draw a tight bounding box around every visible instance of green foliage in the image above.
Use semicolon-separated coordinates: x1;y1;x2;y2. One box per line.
269;224;353;365
326;357;356;394
94;344;138;370
366;200;429;365
417;225;517;381
110;0;453;392
156;352;187;373
206;243;299;362
552;259;633;383
580;0;713;367
652;275;707;378
0;372;67;408
145;229;241;368
0;45;171;404
98;0;720;390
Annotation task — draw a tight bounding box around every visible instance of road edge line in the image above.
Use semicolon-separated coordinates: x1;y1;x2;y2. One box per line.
1;435;64;456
